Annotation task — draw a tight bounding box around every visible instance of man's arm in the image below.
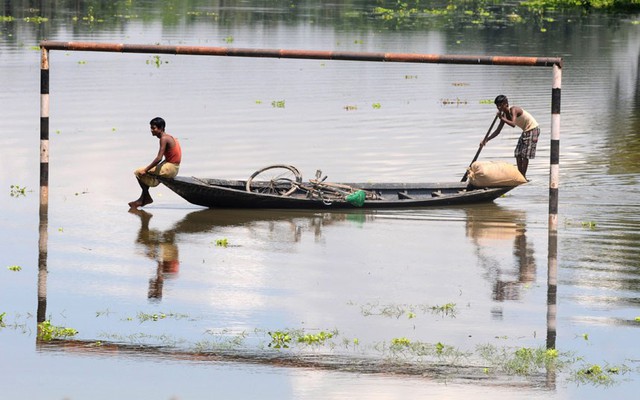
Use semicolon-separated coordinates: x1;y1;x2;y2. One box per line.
499;106;521;128
481;117;505;147
141;136;169;174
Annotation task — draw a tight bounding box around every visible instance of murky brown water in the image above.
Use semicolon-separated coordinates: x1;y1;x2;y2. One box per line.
1;1;640;399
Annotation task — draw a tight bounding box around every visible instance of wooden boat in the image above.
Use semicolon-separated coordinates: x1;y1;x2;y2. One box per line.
159;176;520;209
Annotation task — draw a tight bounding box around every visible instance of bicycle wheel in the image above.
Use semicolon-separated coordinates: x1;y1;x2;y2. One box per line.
246;165;302;196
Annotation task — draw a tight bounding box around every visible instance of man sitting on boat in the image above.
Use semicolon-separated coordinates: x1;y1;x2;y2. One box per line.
128;117;182;209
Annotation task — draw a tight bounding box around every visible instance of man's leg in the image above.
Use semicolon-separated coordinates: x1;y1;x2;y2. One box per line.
516;157;529;177
129;177;154;208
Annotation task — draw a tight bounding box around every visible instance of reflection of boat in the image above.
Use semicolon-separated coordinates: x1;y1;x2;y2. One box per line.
160;177;517;209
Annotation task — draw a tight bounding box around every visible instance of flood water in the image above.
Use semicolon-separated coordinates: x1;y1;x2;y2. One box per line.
1;1;640;399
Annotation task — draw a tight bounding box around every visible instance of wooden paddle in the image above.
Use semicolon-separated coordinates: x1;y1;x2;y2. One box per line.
461;114;499;182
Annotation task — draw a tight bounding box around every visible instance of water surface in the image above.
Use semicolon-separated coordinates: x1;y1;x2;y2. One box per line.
1;2;640;399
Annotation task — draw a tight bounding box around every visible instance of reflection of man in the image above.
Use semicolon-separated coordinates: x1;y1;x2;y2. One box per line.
129;209;179;301
493;229;536;301
464;206;536;302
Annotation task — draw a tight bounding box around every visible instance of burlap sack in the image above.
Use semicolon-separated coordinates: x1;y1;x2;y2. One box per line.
467;161;527;187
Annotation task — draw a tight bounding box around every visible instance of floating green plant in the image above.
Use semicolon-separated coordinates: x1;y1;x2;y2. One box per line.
146;55;167;68
268;330;292;349
10;185;27;197
271;100;285;108
0;312;6;327
215;238;229;247
479;99;493;104
0;16;15;22
298;330;335;345
225;35;234;43
391;337;411;347
37;320;78;341
440;98;468;106
572;363;629;386
344;105;358;111
372;103;381;109
7;265;22;272
134;311;190;323
477;344;567;376
581;221;596;229
430;302;457;317
23;16;48;23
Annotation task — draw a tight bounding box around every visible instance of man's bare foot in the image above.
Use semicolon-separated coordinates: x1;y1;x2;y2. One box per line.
128;200;143;209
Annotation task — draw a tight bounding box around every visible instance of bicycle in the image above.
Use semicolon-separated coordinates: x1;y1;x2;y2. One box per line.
245;165;380;205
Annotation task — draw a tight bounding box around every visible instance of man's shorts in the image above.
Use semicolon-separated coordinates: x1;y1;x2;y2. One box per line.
134;161;179;187
514;127;540;159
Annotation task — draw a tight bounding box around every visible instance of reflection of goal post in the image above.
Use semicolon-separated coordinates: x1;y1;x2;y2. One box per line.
38;41;562;231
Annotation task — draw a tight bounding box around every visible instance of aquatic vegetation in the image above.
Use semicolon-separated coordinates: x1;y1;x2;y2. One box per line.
386;338;470;364
571;363;630;386
477;344;569;376
215;238;229;247
429;303;457;317
344;105;358;111
23;16;48;23
225;35;234;43
147;55;167;68
135;311;189;323
391;337;412;347
298;330;335;345
0;16;15;22
271;100;285;108
10;185;27;197
440;98;468;106
37;320;78;341
7;265;22;272
372;102;382;109
268;330;292;349
581;221;597;229
359;302;457;319
0;312;5;328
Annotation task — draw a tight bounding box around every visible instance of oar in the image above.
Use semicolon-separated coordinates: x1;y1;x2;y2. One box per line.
461;114;499;182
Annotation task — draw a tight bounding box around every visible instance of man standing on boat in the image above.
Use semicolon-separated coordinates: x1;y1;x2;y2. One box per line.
480;95;540;177
128;117;182;209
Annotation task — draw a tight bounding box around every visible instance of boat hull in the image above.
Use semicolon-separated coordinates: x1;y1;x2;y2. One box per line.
159;176;518;209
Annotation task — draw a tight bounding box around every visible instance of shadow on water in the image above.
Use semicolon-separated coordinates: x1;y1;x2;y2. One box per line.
35;202;559;389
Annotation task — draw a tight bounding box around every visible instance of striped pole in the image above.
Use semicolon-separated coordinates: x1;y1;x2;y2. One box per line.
549;63;561;232
40;47;50;212
38;47;50;323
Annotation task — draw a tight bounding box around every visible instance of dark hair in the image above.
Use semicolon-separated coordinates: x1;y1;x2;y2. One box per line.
494;95;508;106
149;117;166;130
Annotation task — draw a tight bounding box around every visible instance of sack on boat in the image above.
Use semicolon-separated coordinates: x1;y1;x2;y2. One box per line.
467;161;527;187
346;190;366;207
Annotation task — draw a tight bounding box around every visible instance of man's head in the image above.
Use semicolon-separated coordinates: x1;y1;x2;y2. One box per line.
494;95;509;113
149;117;166;131
494;95;508;107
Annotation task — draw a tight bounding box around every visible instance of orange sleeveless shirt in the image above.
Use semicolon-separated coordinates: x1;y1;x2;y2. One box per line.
164;135;182;164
